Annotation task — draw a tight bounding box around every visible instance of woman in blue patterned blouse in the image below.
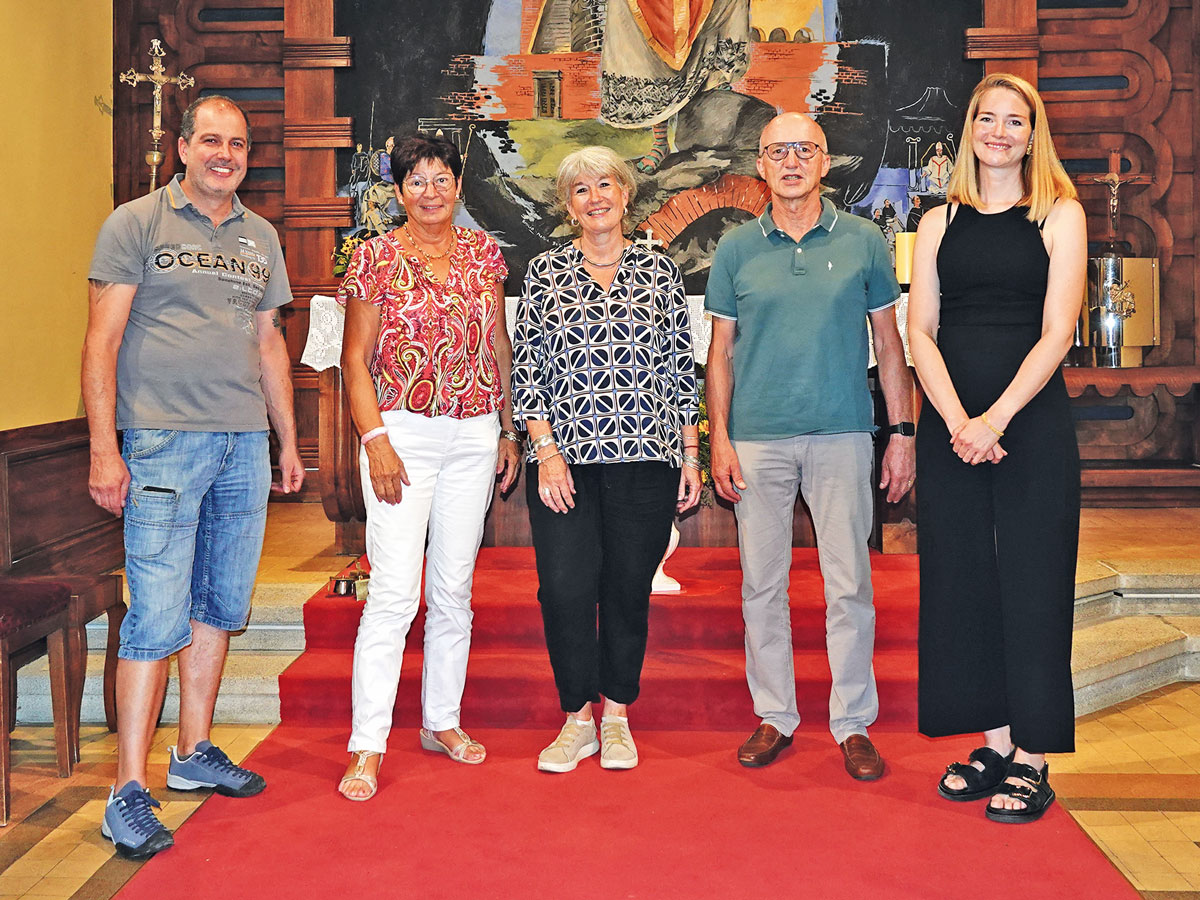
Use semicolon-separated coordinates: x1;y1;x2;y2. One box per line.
513;146;702;773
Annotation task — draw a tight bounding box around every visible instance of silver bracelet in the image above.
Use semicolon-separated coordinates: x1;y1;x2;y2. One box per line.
500;429;522;444
535;450;561;465
681;453;701;470
530;433;556;452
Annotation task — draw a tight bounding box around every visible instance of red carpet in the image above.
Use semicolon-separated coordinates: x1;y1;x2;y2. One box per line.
281;548;921;730
113;548;1136;899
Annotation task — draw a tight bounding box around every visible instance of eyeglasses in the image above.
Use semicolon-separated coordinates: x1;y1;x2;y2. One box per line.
403;174;456;193
759;141;827;161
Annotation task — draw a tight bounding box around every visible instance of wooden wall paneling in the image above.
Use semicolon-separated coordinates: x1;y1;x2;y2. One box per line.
0;421;123;576
284;0;353;492
969;0;1039;80
1035;0;1198;494
114;1;285;208
1039;0;1196;465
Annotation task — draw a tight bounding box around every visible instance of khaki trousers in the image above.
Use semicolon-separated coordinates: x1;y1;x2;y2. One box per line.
732;432;878;743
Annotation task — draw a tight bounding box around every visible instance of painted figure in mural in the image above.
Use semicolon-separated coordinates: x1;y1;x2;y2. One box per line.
348;143;371;217
880;198;898;231
908;73;1084;823
705;113;915;777
369;135;396;184
83;96;303;859
335;135;521;801
923;140;954;194
906;193;925;231
512;146;701;772
601;0;752;172
360;181;401;235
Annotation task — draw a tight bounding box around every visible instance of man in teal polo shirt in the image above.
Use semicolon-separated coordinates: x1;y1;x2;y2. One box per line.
705;112;916;779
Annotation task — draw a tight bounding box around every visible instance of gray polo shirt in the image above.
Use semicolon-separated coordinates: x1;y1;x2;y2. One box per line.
89;175;292;432
704;198;900;440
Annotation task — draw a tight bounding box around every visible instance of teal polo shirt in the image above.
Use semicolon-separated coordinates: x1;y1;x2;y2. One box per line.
704;199;900;440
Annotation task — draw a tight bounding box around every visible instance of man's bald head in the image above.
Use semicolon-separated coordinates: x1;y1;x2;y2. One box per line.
759;113;827;154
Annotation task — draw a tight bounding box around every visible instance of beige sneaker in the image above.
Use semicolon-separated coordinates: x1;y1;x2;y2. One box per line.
599;715;639;770
537;717;600;773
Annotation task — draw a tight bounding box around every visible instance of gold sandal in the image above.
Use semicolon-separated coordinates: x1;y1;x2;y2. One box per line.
419;727;486;765
338;750;382;801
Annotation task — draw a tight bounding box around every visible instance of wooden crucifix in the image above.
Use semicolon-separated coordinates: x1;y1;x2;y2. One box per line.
1078;148;1153;252
120;39;194;192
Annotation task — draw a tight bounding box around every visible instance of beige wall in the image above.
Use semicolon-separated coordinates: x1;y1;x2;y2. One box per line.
0;4;113;430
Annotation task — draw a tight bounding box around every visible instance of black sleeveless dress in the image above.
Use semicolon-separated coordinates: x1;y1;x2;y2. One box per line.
916;204;1080;754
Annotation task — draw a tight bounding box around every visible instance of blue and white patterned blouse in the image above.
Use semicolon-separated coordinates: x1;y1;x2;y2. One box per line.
512;242;700;466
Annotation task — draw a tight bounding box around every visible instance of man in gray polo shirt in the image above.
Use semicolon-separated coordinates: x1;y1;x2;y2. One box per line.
705;112;915;779
83;95;303;858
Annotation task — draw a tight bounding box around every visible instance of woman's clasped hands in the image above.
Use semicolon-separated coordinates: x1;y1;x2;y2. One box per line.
950;414;1009;466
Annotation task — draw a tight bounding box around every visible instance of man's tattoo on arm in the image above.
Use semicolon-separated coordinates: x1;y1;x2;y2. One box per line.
271;311;282;331
89;279;117;304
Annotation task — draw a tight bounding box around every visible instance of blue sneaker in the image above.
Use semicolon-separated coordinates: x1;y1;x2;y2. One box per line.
167;741;266;797
101;781;173;860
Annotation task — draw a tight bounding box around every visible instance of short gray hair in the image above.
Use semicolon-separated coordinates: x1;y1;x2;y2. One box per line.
180;95;252;147
554;146;637;228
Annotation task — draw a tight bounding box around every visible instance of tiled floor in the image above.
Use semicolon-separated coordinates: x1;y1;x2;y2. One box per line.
1;503;1198;899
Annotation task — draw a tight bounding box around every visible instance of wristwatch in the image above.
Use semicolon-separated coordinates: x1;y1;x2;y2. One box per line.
887;422;916;436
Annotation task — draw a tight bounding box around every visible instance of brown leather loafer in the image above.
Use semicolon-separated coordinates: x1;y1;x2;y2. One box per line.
840;733;884;781
738;724;793;768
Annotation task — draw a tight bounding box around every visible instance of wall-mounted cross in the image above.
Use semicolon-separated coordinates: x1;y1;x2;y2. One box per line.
120;39;194;192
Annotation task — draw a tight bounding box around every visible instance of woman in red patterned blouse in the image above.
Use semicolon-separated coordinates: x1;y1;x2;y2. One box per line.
335;135;521;801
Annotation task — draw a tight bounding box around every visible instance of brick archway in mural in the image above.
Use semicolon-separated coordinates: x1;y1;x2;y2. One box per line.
637;174;770;244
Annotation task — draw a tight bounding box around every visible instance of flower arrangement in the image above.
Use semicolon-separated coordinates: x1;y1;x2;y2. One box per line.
697;391;714;507
331;230;369;278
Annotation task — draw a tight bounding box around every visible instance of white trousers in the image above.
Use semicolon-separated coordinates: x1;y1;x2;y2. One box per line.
348;409;499;753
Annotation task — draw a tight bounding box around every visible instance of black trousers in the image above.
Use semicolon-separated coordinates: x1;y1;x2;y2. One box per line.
526;460;679;712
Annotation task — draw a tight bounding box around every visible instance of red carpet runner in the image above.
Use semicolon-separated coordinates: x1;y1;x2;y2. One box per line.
116;548;1136;899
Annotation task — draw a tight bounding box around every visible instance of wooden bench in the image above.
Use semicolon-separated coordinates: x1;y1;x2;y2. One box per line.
0;418;126;737
0;578;74;824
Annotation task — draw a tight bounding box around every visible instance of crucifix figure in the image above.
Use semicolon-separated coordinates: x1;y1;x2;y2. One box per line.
1082;148;1153;252
120;39;194;192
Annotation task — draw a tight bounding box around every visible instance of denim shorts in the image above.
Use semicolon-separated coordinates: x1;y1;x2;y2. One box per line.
119;429;271;661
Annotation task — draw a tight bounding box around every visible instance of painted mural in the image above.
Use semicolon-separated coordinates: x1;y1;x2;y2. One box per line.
335;0;981;291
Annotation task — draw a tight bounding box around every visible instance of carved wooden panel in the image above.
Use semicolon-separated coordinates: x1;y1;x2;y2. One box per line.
1034;0;1197;478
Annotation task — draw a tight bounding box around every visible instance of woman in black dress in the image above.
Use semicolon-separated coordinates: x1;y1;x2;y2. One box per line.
907;73;1086;823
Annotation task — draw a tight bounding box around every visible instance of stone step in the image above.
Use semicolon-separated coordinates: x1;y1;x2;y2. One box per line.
15;650;300;725
83;581;315;652
1071;613;1200;715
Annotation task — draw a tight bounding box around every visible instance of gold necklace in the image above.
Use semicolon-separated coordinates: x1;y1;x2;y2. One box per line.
404;223;456;261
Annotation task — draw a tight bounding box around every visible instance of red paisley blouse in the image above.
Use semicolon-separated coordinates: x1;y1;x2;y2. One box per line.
337;227;509;418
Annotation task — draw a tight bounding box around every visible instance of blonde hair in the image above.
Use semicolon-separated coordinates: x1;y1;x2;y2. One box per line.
554;146;637;231
947;73;1076;222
